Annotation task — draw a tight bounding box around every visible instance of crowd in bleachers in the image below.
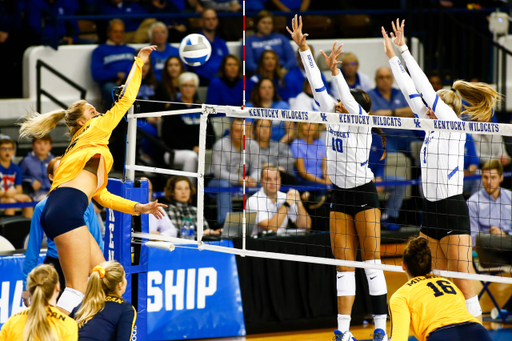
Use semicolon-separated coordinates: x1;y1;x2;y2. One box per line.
1;1;512;250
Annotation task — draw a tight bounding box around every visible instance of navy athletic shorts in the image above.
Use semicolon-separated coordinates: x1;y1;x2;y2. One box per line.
330;181;380;217
41;187;89;240
427;322;491;341
421;194;470;241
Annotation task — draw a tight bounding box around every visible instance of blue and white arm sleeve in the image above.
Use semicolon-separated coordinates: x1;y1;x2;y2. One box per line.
299;48;336;113
389;56;428;118
401;51;459;121
331;71;367;116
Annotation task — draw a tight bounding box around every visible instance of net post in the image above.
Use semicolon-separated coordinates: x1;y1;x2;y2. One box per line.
197;105;209;243
126;105;137;181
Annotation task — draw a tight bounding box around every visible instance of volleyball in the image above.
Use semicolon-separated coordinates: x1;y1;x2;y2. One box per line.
178;33;212;66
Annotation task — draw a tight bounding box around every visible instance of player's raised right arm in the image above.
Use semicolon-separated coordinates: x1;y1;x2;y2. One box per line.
287;14;335;113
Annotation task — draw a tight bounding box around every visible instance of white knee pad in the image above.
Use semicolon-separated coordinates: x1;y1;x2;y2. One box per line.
337;271;356;297
364;259;388;296
57;287;84;313
466;295;482;317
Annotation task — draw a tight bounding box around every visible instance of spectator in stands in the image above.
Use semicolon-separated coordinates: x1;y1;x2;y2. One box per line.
157;56;187;103
19;135;54;201
138;55;159;101
429;74;443;91
253;119;297;185
368;67;420;154
164;176;218;235
161;72;214;174
467;159;512;246
91;19;136;108
190;9;229;86
143;0;189;42
270;0;310;11
290;122;329;188
141;177;177;237
247;166;310;236
137;117;166;167
464;134;479;196
285;46;330;101
247;50;290;101
245;10;296;75
198;0;240;12
369;131;405;230
246;78;290;142
101;0;153;43
26;0;79;46
22;156;103;307
209;118;261;224
206;54;243;106
0;138;33;218
148;21;179;82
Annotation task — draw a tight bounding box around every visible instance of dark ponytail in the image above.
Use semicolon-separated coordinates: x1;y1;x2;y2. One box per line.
403;236;432;277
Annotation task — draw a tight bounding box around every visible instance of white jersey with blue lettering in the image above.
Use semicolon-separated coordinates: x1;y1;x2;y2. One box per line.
389;52;465;201
299;48;374;189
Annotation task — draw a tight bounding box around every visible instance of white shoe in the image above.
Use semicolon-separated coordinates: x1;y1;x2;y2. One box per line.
333;330;357;341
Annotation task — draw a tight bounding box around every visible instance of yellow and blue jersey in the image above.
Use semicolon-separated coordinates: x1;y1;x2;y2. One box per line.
72;295;136;341
389;275;479;341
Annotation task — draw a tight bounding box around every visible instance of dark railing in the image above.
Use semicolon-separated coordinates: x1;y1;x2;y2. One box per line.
36;59;87;113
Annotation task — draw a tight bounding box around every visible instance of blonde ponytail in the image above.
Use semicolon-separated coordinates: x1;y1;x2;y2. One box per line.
18;100;88;140
452;80;501;122
23;264;60;341
74;261;126;328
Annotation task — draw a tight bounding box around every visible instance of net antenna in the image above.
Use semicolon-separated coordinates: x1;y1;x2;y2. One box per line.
126;103;512;285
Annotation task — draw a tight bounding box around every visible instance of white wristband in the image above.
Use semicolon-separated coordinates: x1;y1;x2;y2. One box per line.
398;44;408;53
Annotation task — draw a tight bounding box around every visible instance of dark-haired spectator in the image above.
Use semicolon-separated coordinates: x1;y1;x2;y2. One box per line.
284;47;330;101
467;159;512;246
247;49;290;101
19;135;54;201
246;78;291;143
429;75;443;92
198;0;240;11
209;118;261;224
270;0;310;11
148;21;179;82
137;117;164;166
161;72;214;174
189;9;229;86
245;10;296;75
158;56;187;103
206;54;243;106
143;0;189;42
163;176;218;235
368;67;419;154
101;0;152;43
0;138;33;218
290;122;329;187
26;0;79;46
464;133;479;196
253;119;296;185
91;19;135;107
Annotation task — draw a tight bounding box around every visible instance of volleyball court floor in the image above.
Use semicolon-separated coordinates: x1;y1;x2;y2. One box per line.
202;256;512;341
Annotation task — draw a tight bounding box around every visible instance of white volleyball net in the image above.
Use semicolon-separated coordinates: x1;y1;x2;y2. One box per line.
126;100;512;286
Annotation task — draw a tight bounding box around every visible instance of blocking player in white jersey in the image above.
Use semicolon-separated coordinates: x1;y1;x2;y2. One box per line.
288;15;388;341
381;19;500;322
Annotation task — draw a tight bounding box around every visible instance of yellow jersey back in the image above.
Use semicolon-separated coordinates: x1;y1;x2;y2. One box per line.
389;275;479;341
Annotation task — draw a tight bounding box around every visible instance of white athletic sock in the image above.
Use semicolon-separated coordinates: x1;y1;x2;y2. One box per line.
337;314;351;333
373;314;387;331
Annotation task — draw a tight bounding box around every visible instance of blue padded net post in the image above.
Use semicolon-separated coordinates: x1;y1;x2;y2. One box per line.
104;178;148;341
